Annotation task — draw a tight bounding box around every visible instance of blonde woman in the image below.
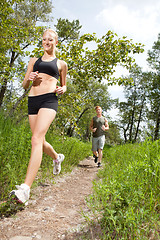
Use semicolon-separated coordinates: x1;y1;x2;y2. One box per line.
10;29;68;205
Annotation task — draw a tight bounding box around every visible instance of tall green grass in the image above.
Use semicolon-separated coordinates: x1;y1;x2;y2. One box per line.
0;112;92;200
86;140;160;239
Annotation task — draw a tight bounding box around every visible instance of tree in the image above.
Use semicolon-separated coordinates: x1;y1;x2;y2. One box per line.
52;24;144;137
105;121;122;145
117;66;149;142
1;13;145;141
147;34;160;140
56;79;114;139
0;0;53;109
57;30;144;92
54;18;82;43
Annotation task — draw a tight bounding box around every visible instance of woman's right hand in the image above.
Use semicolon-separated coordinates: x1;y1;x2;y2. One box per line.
28;71;39;82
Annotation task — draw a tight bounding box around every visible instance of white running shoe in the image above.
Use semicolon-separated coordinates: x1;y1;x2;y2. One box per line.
9;184;30;206
53;154;65;175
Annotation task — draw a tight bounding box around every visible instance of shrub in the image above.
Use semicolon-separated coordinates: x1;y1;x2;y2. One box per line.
86;140;160;239
0;112;92;200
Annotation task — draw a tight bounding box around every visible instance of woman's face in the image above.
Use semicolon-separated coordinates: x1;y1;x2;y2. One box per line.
42;31;57;52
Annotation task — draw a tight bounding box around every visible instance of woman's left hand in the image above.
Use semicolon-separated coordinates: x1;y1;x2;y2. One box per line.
55;85;66;95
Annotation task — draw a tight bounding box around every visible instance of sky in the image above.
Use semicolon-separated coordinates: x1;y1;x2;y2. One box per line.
51;0;160;118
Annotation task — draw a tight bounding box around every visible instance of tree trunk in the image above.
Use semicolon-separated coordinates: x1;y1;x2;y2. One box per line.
83;123;90;141
154;110;160;140
122;121;130;143
129;97;136;142
0;78;8;108
67;125;74;137
134;97;145;142
8;84;32;117
66;107;90;137
0;51;18;108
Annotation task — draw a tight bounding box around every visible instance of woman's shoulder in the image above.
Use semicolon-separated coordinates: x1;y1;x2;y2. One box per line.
57;59;68;71
27;57;39;69
57;59;67;67
29;57;39;64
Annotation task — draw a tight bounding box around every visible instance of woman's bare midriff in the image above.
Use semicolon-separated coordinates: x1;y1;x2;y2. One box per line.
29;73;58;96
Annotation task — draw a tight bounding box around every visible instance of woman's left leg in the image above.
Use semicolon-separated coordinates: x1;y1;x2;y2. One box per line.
43;139;58;159
24;108;56;187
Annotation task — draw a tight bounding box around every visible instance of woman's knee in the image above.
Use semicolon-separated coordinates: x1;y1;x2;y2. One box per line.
31;134;43;147
43;138;47;146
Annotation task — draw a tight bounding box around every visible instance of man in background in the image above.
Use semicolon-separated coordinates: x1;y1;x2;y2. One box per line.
90;106;109;167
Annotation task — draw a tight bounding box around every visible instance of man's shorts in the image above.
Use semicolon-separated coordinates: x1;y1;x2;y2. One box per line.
92;135;105;151
28;92;58;115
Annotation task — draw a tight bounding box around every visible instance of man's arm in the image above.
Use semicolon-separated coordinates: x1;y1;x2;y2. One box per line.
90;118;97;133
102;118;109;131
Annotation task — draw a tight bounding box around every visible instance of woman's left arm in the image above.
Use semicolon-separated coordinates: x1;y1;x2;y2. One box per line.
56;60;68;95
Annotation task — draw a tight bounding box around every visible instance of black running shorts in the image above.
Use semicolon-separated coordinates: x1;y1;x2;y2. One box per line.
28;92;58;115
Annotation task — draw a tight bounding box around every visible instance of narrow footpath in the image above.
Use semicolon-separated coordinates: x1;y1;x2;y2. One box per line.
0;156;100;240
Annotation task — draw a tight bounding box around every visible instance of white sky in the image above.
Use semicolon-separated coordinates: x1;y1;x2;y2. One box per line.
51;0;160;118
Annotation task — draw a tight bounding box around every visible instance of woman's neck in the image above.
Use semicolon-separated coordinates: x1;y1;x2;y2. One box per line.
43;52;56;60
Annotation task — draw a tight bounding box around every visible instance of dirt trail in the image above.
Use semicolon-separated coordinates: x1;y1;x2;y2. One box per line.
0;156;100;240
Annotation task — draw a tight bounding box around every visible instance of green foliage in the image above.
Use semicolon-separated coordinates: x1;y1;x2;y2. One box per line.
105;121;122;145
0;112;31;199
147;36;160;140
59;30;144;90
117;40;160;142
0;111;91;200
117;66;149;143
55;79;113;139
0;0;53;107
85;140;160;239
147;33;160;73
1;13;144;141
54;18;82;42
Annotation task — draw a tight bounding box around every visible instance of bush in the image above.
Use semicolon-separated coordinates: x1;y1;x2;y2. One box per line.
86;140;160;239
0;112;92;200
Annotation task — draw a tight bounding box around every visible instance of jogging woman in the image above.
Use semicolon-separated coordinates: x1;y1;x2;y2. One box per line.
10;29;68;206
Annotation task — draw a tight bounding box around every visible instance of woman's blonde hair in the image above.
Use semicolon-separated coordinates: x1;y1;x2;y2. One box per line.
43;29;58;42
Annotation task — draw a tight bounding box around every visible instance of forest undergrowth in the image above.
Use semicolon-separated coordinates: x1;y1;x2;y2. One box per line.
0;112;92;201
0;112;160;239
84;140;160;239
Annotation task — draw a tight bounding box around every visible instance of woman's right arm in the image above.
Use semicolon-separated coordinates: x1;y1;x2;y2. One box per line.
22;58;38;89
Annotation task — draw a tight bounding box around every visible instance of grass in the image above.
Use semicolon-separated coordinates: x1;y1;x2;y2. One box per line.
1;111;160;239
0;112;92;202
85;140;160;239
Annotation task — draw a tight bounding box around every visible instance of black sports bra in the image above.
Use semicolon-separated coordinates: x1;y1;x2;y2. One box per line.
33;57;59;80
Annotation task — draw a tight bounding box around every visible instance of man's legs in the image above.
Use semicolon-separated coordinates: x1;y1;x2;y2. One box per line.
92;137;98;163
97;135;105;167
97;149;103;167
